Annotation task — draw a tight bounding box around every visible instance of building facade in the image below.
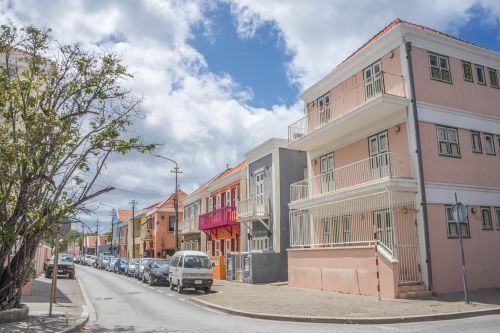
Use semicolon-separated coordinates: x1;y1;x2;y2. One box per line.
198;162;248;280
234;138;307;283
286;19;500;298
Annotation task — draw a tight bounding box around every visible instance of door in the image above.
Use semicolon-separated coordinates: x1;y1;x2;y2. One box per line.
318;93;331;125
364;60;382;99
368;131;389;179
255;172;265;215
373;209;394;253
320;152;335;194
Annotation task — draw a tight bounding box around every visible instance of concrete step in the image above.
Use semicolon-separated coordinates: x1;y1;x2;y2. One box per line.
398;283;426;293
398;290;434;299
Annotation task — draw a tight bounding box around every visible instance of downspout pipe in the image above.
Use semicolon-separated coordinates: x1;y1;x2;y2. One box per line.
405;41;433;291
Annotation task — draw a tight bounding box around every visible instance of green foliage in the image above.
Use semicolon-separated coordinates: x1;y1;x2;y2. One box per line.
0;23;156;309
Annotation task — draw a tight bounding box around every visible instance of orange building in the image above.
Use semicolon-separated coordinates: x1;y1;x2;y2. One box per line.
141;189;188;258
198;162;247;279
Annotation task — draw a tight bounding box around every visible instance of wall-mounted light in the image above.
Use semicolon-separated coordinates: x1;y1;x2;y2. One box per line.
389;50;394;58
471;207;477;214
313;159;317;165
394;125;401;133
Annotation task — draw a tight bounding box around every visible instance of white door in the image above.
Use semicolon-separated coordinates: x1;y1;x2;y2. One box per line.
374;209;394;253
318;93;331;125
368;131;389;179
320;153;335;194
364;61;382;99
255;172;265;215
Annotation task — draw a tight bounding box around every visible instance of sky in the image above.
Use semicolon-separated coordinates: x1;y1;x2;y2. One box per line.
1;0;499;232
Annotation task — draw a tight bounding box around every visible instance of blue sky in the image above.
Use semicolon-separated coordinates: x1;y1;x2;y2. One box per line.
191;3;500;110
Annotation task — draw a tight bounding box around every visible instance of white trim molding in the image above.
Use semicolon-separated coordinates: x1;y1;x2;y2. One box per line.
417;102;500;133
425;182;500;206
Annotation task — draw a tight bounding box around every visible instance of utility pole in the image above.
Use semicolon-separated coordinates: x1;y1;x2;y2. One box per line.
95;219;100;258
110;209;115;256
171;166;183;252
130;200;137;258
49;225;60;316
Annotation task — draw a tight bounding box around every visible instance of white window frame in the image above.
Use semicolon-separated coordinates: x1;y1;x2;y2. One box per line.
216;194;221;209
445;205;470;238
488;68;499;88
475;64;486;85
462;61;473;82
484;133;495;155
495;208;500;230
207;241;212;256
436;126;460;157
225;190;231;207
481;207;493;230
317;92;331;125
428;53;451;83
252;236;269;251
471;131;482;153
225;238;231;255
215;240;221;256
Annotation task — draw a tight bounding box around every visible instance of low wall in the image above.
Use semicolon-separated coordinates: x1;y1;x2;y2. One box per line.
288;246;398;298
249;252;288;284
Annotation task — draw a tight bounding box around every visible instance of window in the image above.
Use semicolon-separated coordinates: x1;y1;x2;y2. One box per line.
207;241;212;256
481;207;493;230
495;208;500;229
484;134;496;155
342;215;351;245
445;205;470;237
252;237;269;251
471;131;482;153
168;216;176;232
364;60;382;98
475;65;486;85
215;240;220;256
317;93;331;124
436;126;460;157
428;53;451;83
225;190;231;207
462;61;473;82
488;68;499;88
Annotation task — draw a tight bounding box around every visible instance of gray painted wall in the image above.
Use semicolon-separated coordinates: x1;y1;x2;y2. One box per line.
244;148;306;284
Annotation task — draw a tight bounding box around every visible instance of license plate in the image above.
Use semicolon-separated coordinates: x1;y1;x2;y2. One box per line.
195;280;202;285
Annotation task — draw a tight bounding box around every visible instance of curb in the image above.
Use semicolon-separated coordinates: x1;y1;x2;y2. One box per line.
189;297;500;324
61;271;93;333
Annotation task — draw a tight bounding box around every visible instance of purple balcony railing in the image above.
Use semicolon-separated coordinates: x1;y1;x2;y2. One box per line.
199;206;238;231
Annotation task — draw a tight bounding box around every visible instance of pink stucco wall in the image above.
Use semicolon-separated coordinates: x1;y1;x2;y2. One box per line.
420;122;500;187
412;47;499;117
427;203;500;294
310;122;410;177
288;247;398;298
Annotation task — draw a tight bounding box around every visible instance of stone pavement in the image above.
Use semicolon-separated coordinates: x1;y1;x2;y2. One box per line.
0;275;87;332
190;280;500;323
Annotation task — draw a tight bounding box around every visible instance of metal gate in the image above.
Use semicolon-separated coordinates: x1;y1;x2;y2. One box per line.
393;206;421;284
226;252;249;282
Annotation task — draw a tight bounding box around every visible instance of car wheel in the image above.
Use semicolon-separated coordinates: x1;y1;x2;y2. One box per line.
45;271;51;279
177;283;183;294
69;272;75;279
203;287;211;294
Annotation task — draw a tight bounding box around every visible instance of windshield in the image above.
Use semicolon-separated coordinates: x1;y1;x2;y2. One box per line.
152;260;169;267
52;254;73;262
183;256;211;269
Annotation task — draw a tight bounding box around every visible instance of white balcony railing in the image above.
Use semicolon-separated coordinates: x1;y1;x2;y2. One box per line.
180;216;198;234
289;190;421;284
290;152;413;203
288;72;406;142
237;196;270;220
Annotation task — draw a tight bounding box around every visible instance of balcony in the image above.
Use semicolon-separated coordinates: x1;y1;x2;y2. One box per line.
237;196;270;221
180;216;199;234
141;228;154;241
290;153;414;205
199;206;239;235
288;73;408;150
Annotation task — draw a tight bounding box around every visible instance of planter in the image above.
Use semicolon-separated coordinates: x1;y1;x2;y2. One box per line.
0;304;29;324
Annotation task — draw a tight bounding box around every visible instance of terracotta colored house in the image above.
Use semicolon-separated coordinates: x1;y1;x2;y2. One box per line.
198;162;248;279
140;189;187;258
112;209;132;257
118;220;128;257
287;18;500;298
83;235;108;256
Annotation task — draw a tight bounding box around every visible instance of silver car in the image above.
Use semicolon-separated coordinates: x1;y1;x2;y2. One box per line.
135;258;153;279
125;258;138;277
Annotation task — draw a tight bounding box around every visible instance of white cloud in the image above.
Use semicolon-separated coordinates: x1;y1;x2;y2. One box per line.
228;0;500;88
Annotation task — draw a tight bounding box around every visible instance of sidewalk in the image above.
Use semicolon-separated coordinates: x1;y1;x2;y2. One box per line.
190;280;500;324
0;275;88;332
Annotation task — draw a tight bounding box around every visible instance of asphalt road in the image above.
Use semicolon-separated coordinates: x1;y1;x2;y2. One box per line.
77;265;500;333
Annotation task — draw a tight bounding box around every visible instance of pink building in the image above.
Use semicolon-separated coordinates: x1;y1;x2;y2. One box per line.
287;18;500;298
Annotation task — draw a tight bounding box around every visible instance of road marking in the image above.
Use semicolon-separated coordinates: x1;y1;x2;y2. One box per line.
166;294;174;297
179;298;185;302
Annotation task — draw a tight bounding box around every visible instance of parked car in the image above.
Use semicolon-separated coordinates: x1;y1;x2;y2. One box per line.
45;253;75;279
125;259;139;277
98;256;110;270
114;258;129;274
143;259;171;286
106;257;118;271
135;258;153;279
169;251;213;294
86;255;97;266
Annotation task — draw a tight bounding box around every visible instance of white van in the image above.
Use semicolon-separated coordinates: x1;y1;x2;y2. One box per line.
169;250;213;294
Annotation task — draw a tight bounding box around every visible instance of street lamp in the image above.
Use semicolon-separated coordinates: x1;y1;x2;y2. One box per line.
152;154;182;252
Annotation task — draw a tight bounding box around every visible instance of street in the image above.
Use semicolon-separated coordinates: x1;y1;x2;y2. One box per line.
77;265;500;333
